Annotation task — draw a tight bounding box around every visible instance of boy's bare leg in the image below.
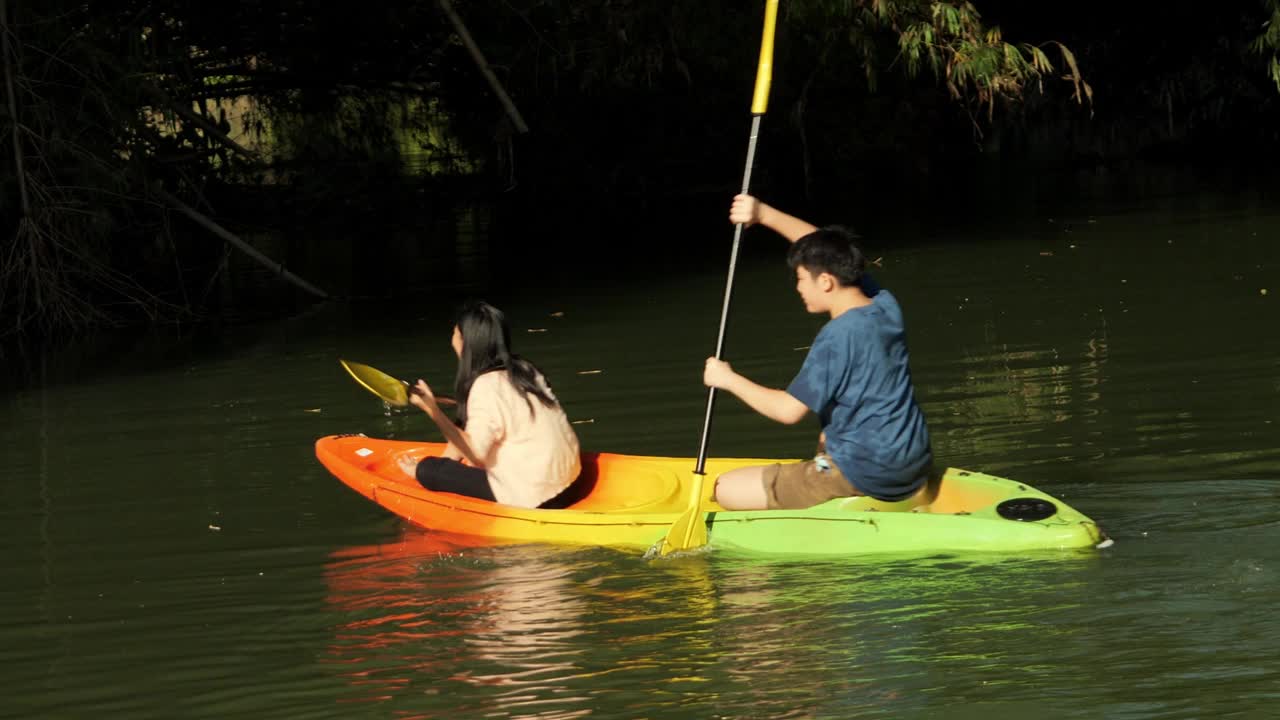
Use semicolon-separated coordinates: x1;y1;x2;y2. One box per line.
713;465;770;510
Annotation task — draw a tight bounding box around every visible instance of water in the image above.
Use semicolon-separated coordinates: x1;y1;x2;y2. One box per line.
2;181;1279;718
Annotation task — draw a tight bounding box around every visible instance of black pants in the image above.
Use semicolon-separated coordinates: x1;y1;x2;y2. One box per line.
415;457;496;502
414;457;583;508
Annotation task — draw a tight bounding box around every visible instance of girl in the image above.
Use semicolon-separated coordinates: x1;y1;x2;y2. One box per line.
407;300;581;509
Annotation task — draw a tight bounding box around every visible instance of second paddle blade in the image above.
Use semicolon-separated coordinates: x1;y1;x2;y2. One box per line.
340;359;410;407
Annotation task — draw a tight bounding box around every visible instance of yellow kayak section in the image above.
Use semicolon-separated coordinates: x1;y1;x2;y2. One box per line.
315;434;1110;556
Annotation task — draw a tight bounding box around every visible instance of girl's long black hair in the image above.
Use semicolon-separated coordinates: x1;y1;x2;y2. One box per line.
452;300;558;428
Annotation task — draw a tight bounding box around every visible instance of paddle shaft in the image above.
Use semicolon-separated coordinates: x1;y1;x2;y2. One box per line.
659;0;777;556
694;113;763;476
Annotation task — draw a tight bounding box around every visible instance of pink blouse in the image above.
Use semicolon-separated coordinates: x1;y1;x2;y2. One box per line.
465;371;581;508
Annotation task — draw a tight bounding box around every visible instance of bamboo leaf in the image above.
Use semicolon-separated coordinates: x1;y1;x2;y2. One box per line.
1031;45;1052;73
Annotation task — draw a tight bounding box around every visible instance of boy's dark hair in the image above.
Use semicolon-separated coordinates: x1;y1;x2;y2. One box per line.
785;225;866;287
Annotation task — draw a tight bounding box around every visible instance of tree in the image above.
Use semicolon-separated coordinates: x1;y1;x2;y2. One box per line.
1256;0;1280;91
0;1;1109;339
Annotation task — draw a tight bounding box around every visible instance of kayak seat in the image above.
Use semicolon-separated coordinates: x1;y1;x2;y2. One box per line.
924;468;1024;514
831;468;1019;515
829;468;941;513
378;445;680;512
560;453;683;512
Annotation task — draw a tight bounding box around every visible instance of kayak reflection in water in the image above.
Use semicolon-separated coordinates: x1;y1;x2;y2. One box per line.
404;300;581;509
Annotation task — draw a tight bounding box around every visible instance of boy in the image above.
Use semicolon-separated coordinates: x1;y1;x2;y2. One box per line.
703;194;934;510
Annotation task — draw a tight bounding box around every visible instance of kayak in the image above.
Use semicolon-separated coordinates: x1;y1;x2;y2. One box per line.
315;434;1110;556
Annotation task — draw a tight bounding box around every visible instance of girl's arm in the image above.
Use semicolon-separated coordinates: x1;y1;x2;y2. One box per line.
409;380;484;467
730;194;818;243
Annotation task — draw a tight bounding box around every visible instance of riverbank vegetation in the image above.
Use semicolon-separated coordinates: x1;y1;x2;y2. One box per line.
3;1;1278;342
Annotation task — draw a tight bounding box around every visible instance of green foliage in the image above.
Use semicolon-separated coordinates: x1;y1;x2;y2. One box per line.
792;0;1092;119
1;0;476;337
9;0;1280;339
1254;0;1280;91
0;0;1102;337
1;0;184;336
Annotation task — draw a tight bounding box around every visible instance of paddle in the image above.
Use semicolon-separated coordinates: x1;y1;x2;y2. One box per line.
339;359;456;407
657;0;780;557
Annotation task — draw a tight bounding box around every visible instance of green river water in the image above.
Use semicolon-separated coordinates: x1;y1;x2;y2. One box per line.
3;178;1279;718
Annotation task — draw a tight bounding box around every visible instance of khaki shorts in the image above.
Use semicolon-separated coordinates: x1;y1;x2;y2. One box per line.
761;454;861;510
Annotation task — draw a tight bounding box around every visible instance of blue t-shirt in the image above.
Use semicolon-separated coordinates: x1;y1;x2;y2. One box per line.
785;287;933;501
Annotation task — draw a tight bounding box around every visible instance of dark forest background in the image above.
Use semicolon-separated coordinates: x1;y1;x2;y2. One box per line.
3;0;1278;343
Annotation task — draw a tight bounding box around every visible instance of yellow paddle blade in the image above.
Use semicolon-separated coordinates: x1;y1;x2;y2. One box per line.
658;473;709;556
750;0;781;115
339;359;409;407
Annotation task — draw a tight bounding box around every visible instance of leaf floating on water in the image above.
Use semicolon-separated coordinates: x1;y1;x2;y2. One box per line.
577;369;603;375
303;408;322;413
571;418;595;425
208;524;222;531
550;311;565;318
527;328;548;333
1039;251;1054;256
793;346;811;351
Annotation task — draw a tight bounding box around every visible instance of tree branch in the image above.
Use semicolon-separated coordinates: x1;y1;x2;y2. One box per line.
2;0;32;216
142;82;265;164
155;189;332;301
